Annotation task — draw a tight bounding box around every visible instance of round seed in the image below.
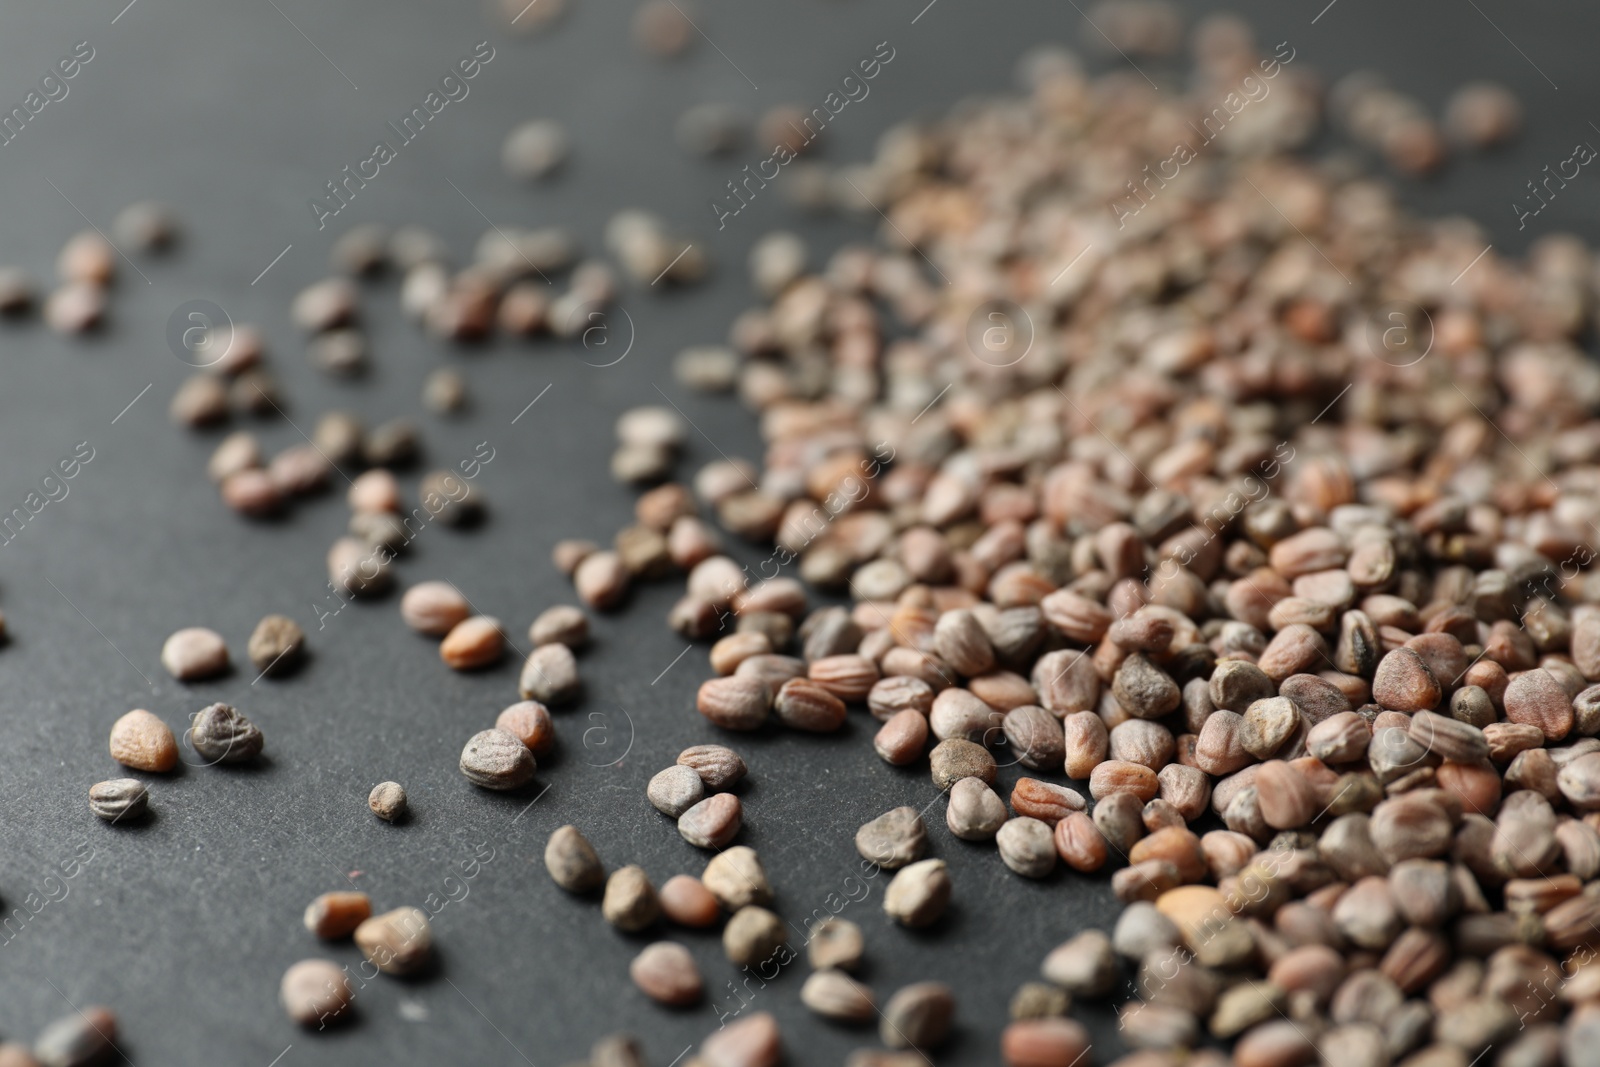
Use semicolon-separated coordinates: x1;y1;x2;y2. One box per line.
929;738;998;790
808;917;864;972
401;581;470;636
677;744;747;790
947;776;1008;841
88;778;149;823
304;891;372;939
801;970;876;1023
368;781;407;822
519;642;581;705
502;119;569;180
109;709;177;772
603;865;660;932
883;858;951;927
248;615;305;676
997;817;1058;878
440;615;506;670
659;875;721;928
648;765;707;818
459;728;536;790
679;793;741;849
280;959;353;1027
700;1013;782;1067
160;627;228;681
702;845;773;910
189;703;264;764
495;701;555;756
631;942;702;1006
880;982;955;1050
723;905;786;966
545;825;604;892
529;605;588;648
354;906;432;975
855;806;927;869
349;469;401;514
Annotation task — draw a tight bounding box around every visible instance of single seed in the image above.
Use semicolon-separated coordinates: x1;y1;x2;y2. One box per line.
109;709;177;772
529;604;589;648
702;845;773;910
280;959;353;1027
248;614;305;676
723;905;787;966
677;744;747;790
401;581;471;636
679;793;742;849
648;765;707;818
603;865;660;932
929;737;998;790
947;777;1009;841
631;941;703;1006
495;701;555;756
998;817;1058;878
659;875;721;927
459;728;536;789
368;781;407;822
801;970;876;1022
189;703;264;764
87;778;149;823
440;615;506;670
880;982;955;1050
808;917;864;971
883;858;951;927
855;806;928;869
544;825;604;892
354;906;432;975
161;627;229;681
304;891;372;939
519;642;581;705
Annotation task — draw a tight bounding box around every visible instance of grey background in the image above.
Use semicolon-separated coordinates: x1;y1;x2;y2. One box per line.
0;0;1587;1063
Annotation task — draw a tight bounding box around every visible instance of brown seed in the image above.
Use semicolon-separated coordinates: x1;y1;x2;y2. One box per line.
189;702;264;763
1373;648;1443;712
1054;811;1109;872
869;675;935;720
208;432;262;484
160;627;229;681
723;905;787;966
660;875;721;927
109;709;177;772
1089;760;1160;802
44;282;106;334
700;1012;782;1067
327;536;392;597
458;728;536;790
808;917;864;971
801;969;876;1023
367;781;407;821
630;941;703;1006
1504;668;1575;741
1004;705;1067;771
1240;697;1301;759
677;744;747;790
1001;1018;1090;1067
603;865;661;932
400;581;470;636
774;677;847;731
247;614;304;676
856;806;927;869
354;906;432;975
544;825;604;892
304;891;372;939
875;707;930;765
1113;653;1181;719
440;615;506;670
697;675;771;731
1011;778;1087;824
948;777;1009;841
883;858;950;927
929;737;997;789
880;982;955;1049
280;960;353;1027
575;550;631;609
998;817;1058;878
87;778;149;823
679;793;742;849
648;765;707;817
519;642;581;705
495;701;555;756
529;604;589;649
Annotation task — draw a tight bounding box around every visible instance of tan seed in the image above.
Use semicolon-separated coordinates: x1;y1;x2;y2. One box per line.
108;709;177;772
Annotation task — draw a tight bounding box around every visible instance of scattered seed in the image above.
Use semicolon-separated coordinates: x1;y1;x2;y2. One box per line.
109;709;177;772
459;728;535;790
368;781;407;822
304;891;372;939
87;778;148;823
354;906;432;975
189;703;264;764
545;825;604;892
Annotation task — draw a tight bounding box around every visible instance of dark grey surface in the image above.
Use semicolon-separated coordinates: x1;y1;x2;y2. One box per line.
0;0;1591;1063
